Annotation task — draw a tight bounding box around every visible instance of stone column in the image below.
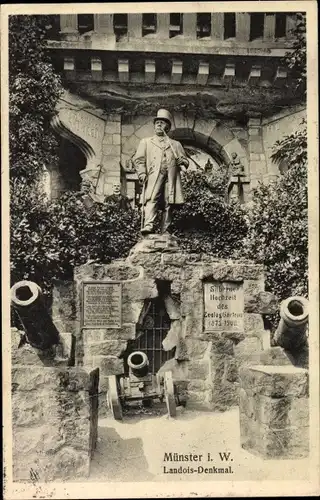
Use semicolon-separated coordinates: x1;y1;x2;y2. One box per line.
60;14;78;32
60;14;78;40
101;114;122;196
236;13;250;42
286;14;297;39
93;14;114;35
128;14;142;38
247;114;268;194
183;13;197;38
264;13;276;41
211;13;224;40
157;14;170;38
49;165;64;200
92;14;116;46
239;365;309;459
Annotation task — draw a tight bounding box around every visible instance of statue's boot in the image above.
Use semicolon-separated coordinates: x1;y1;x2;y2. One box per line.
141;225;154;235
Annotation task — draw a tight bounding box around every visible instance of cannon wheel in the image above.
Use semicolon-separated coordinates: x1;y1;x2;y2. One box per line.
107;376;123;421
164;371;176;418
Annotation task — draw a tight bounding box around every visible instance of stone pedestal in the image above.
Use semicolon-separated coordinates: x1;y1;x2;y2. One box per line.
239;365;309;459
64;234;276;413
74;259;156;415
11;329;99;482
129;233;180;254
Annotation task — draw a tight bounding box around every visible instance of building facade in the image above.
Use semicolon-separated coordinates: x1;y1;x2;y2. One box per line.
46;11;306;204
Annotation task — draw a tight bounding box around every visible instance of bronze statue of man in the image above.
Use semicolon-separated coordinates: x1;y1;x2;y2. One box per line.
133;109;189;235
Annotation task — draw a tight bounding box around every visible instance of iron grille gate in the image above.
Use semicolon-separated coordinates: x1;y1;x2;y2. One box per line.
134;297;175;374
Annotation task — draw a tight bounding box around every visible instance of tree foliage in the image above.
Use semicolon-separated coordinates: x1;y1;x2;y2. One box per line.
243;125;308;324
172;168;247;257
283;12;306;96
9;15;63;183
11;191;140;294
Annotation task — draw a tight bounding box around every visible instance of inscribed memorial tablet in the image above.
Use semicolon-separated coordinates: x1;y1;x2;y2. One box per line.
204;281;244;332
82;282;122;328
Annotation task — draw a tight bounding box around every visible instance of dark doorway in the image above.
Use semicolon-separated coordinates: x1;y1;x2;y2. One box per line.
275;13;287;39
224;13;236;39
130;297;176;374
51;137;86;199
250;13;265;40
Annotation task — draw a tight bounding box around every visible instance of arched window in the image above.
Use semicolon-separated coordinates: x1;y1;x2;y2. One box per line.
142;13;157;36
275;13;287;38
114;14;128;40
224;13;236;39
77;14;94;35
170;13;183;37
183;145;221;172
197;13;211;38
250;13;265;40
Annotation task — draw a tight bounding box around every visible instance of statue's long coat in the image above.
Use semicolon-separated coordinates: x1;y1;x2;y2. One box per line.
133;136;188;205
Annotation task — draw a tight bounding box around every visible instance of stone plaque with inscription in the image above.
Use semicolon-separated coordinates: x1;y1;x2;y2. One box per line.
82;281;122;328
204;281;244;332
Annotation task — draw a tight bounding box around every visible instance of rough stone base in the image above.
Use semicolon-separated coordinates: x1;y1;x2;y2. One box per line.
129;233;180;254
239;365;309;459
55;240;275;412
12;365;99;482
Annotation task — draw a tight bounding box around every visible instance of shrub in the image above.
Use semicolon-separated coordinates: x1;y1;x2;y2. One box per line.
172;169;247;257
10;191;140;295
243;126;308;327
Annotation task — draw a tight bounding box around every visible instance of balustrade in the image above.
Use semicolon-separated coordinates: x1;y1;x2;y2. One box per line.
58;12;295;44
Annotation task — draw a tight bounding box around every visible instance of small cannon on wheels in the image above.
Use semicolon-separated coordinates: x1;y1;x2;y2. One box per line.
108;351;178;420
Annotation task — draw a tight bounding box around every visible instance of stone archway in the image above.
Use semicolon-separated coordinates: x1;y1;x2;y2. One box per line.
51;91;113;200
171;112;249;176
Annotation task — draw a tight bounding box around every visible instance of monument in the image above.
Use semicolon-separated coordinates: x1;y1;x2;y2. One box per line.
10;109;310;481
50;102;278;413
133;109;189;235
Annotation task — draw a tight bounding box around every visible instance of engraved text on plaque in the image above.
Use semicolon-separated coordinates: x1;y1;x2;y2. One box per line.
204;281;244;332
82;281;122;328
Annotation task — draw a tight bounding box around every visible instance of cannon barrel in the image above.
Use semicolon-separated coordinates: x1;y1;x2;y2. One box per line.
11;280;60;350
274;296;309;352
127;351;149;377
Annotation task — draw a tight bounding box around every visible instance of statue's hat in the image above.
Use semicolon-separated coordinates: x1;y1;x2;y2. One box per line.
153;109;173;128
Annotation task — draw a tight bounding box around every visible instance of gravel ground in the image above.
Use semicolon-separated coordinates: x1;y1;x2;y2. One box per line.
89;406;310;482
